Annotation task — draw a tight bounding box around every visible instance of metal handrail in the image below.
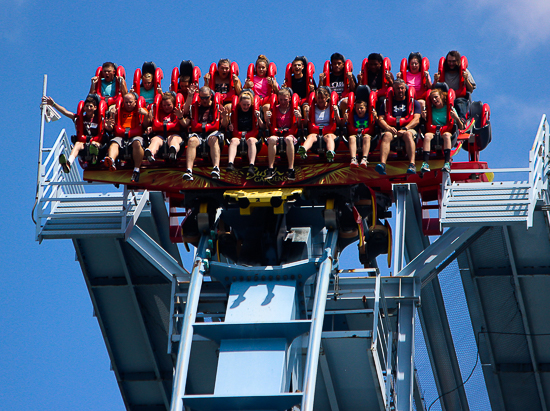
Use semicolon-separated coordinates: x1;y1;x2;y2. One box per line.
441;115;549;229
34;122;149;240
528;115;549;227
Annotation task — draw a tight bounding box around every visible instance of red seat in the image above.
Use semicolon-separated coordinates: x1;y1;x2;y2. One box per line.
246;62;277;105
284;59;315;105
360;57;391;98
75;98;107;144
94;65;126;106
133;63;163;108
321;59;353;99
151;93;184;135
437;55;469;98
399;57;430;100
208;62;239;103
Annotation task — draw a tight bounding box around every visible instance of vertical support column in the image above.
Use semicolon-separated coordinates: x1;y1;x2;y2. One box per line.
393;185;408;274
170;236;207;411
395;300;415;411
302;231;337;411
392;185;416;411
34;75;48;238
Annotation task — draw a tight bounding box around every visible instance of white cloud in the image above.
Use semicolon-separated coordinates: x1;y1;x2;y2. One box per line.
467;0;550;48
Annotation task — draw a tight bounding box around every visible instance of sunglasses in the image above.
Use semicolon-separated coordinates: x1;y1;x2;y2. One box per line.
200;95;211;100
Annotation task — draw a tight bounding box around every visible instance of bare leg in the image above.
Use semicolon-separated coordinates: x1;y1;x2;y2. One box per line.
132;139;144;168
349;135;357;159
285;136;295;169
147;136;164;156
423;133;434;152
362;134;371;157
247;137;258;164
403;131;416;164
443;132;452;150
167;135;183;153
267;136;277;168
69;141;85;163
227;137;240;164
186;136;199;171
301;133;318;151
323;134;336;151
379;132;392;164
208;134;220;168
108;142;120;162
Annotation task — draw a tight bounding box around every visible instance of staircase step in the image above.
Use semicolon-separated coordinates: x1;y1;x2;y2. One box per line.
444;200;529;207
182;393;303;411
193;320;311;344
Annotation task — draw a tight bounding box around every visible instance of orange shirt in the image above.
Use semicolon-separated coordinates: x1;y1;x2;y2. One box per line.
120;108;146;129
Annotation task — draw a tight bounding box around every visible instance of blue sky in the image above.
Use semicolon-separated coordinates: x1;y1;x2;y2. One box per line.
1;0;549;410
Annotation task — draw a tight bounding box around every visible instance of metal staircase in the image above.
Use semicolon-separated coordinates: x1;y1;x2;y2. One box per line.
441;116;549;230
34;129;150;242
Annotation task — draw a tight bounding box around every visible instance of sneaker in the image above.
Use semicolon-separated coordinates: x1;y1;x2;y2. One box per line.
247;164;255;177
265;168;274;180
297;146;307;159
441;162;451;173
407;163;417;174
360;157;369;169
350;157;359;168
131;171;140;183
168;146;177;161
104;156;116;172
287;169;296;181
460;118;475;133
211;166;220;179
144;148;155;163
421;162;430;172
226;162;235;172
89;145;99;165
59;154;71;173
326;150;335;163
182;169;193;181
89;144;99;156
375;163;386;175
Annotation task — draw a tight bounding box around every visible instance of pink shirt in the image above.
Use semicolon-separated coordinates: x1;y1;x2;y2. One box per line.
276;106;292;129
406;72;423;94
253;75;269;98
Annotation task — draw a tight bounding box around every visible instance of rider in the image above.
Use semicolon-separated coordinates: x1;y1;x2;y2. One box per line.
225;90;264;177
396;52;432;111
104;92;149;183
375;79;421;175
264;88;302;181
434;50;476;126
145;92;188;162
283;56;316;123
297;86;341;162
42;94;104;172
319;52;356;111
244;55;279;118
182;86;228;181
420;88;463;173
89;62;127;103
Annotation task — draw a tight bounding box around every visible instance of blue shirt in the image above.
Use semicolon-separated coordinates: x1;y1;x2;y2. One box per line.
140;87;155;105
101;79;116;97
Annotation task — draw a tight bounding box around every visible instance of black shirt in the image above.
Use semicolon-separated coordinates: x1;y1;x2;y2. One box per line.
237;108;253;132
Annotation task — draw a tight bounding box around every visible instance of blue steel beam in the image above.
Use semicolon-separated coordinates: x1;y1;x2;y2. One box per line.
302;230;338;411
396;183;471;411
127;226;189;282
170;236;208;411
